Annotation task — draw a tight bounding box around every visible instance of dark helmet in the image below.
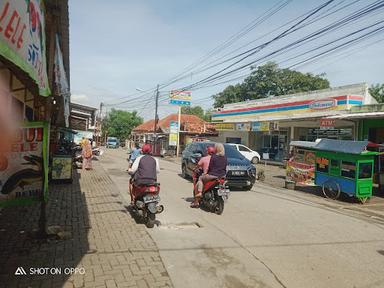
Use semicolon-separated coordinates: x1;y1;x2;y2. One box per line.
207;146;216;155
141;144;152;154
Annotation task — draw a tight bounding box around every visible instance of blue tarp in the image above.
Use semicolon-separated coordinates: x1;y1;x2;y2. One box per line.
290;139;369;155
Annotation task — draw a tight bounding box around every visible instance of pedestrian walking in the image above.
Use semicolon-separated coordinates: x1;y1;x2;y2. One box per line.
82;138;93;170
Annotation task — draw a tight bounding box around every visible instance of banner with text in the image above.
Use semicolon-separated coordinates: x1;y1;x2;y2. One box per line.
170;90;191;106
0;0;50;96
169;121;178;146
0;122;49;207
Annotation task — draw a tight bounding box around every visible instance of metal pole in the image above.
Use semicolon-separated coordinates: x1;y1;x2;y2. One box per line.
153;84;159;154
176;105;181;157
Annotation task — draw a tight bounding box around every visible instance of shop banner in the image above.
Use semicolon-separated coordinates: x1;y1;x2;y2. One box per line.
252;122;269;132
214;123;235;131
54;34;70;127
252;121;279;132
0;0;50;96
236;123;251;131
170;90;191;106
169;121;178;146
0;122;49;207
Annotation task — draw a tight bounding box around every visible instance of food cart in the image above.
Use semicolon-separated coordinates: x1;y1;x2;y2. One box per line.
314;139;378;203
285;141;317;189
287;139;379;203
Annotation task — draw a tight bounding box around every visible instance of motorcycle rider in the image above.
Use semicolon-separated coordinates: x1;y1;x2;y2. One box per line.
191;143;227;208
128;144;160;204
127;142;141;170
190;146;216;207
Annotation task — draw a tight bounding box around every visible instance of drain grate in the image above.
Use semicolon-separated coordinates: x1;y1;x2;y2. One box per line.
158;222;202;230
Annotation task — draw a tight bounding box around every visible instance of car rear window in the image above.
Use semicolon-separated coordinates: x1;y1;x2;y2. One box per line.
224;144;244;159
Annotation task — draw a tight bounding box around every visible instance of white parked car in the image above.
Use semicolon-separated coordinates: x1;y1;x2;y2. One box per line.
227;144;261;164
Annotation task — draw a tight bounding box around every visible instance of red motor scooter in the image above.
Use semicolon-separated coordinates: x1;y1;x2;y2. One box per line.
129;181;164;228
192;167;230;215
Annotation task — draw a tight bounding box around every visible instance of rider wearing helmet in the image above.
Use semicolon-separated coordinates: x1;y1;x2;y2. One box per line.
191;145;216;208
128;143;160;186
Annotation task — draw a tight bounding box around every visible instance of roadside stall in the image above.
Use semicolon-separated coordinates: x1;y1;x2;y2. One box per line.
285;141;317;189
314;139;377;203
286;139;379;203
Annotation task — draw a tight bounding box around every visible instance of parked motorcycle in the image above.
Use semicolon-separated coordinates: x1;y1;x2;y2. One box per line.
129;181;164;228
192;161;230;215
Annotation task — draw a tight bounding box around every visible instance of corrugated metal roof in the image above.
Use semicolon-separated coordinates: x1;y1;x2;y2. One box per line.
314;139;369;154
289;141;318;149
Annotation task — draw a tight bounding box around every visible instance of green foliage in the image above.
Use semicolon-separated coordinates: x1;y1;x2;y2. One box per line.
181;105;212;121
102;109;143;141
369;83;384;103
213;62;330;107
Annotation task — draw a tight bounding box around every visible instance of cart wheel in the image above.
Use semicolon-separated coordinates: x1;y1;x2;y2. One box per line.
322;180;341;200
358;197;369;204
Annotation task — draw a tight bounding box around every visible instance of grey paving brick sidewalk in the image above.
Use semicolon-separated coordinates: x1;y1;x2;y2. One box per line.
0;161;172;288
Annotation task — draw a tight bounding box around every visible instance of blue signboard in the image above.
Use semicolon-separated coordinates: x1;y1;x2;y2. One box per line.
170;99;191;106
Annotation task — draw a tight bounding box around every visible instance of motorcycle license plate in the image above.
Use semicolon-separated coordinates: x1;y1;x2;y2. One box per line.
143;195;160;203
217;188;230;196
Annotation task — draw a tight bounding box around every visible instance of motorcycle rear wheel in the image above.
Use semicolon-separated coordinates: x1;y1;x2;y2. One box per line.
214;197;224;215
146;212;156;228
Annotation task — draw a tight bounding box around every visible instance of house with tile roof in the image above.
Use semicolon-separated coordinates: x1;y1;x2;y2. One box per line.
131;114;217;155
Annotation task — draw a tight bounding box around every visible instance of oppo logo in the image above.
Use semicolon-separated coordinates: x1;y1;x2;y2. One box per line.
309;99;336;110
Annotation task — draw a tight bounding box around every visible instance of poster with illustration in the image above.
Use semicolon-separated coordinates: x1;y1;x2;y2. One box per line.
51;156;72;180
0;122;49;207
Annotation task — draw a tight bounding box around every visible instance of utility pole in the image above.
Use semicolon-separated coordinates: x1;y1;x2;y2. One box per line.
153;84;160;154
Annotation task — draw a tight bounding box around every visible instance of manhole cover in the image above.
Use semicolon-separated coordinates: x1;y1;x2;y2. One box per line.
158;222;202;230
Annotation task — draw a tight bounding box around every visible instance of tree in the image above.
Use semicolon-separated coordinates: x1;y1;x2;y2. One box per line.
369;83;384;103
181;105;212;121
213;62;330;107
102;109;143;141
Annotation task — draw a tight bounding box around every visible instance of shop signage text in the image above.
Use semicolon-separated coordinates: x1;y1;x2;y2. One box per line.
309;99;336;110
214;123;235;131
0;122;49;207
0;0;50;96
320;118;335;129
169;90;191;106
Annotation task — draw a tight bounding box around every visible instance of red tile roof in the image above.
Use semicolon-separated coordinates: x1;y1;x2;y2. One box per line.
132;119;156;133
132;114;210;133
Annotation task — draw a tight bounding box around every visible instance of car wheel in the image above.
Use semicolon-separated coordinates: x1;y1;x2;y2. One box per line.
251;157;259;164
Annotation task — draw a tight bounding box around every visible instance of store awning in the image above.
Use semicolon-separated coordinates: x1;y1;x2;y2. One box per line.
325;112;384;119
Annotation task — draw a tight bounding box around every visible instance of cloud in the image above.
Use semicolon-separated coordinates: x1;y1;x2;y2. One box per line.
71;94;89;104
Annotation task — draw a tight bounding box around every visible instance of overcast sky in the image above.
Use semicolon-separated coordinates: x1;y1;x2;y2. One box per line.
69;0;384;120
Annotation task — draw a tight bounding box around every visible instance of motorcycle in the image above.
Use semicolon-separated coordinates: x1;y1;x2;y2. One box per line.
129;181;164;228
192;162;230;215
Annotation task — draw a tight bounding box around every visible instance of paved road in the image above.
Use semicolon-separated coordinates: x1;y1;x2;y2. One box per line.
100;148;384;288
